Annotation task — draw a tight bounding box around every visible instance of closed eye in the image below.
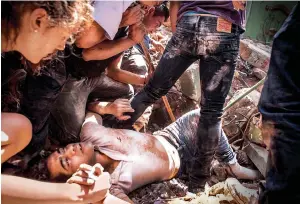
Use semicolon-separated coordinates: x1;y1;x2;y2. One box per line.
60;156;68;171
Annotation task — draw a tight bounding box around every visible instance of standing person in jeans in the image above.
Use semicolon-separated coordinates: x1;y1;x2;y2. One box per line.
119;1;246;191
258;3;300;204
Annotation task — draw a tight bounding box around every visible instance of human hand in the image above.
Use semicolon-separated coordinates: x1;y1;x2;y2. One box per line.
153;42;165;54
67;163;111;203
106;99;134;120
128;23;146;44
121;4;145;27
232;0;246;11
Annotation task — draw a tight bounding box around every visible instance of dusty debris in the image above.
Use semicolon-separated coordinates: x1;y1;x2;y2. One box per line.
244;143;268;178
246;115;264;146
222;88;260;139
239;39;271;71
132;26;265;204
225;178;258;204
167;178;258;204
252;68;267;80
129;178;189;204
175;61;201;102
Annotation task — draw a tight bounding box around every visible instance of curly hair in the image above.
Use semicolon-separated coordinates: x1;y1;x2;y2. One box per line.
1;1;94;44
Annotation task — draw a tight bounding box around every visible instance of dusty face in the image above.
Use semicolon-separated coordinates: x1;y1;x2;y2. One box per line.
47;142;96;180
16;8;72;64
144;14;165;33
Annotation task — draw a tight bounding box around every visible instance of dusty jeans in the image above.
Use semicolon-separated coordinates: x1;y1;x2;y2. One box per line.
258;3;300;204
155;109;236;179
121;15;241;186
50;73;133;145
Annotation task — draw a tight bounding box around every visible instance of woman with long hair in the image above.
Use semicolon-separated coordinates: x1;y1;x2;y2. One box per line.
1;0;93;163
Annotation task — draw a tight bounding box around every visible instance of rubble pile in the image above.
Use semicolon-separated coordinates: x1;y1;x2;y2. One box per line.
131;25;272;203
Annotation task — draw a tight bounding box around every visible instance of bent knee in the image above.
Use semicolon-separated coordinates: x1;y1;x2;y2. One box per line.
2;113;32;149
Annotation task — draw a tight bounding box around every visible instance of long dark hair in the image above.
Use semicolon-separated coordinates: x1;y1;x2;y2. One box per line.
1;1;93;48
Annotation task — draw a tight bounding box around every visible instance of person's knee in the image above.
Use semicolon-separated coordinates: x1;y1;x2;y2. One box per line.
2;113;32;151
12;114;32;149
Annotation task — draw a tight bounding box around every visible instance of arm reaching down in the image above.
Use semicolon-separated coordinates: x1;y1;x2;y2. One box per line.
82;23;145;61
82;37;135;61
76;21;107;49
106;55;146;85
170;1;181;33
88;99;134;121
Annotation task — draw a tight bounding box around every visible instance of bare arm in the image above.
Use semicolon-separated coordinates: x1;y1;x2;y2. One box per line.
83;22;145;61
82;37;135;61
76;21;107;49
106;55;145;85
2;175;84;204
88;99;134;121
170;1;181;33
1;171;110;204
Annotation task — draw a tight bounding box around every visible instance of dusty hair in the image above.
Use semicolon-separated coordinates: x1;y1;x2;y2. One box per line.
1;1;94;45
154;4;170;21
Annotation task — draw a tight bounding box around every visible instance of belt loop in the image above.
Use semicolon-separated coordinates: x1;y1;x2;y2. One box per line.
195;15;200;31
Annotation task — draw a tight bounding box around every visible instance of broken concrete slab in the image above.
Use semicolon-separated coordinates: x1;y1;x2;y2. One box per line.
240;39;271;71
253;67;267;80
175;61;201;102
247;116;264;146
244;143;268;178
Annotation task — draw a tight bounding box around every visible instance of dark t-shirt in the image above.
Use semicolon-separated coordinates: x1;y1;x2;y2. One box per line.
178;1;246;28
1;51;67;154
66;27;128;78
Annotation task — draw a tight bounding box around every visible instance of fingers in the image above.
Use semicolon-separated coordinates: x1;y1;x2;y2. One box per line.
67;175;95;185
72;170;89;178
93;163;104;176
121;107;135;113
130;4;141;13
78;163;104;175
118;115;131;121
115;98;130;104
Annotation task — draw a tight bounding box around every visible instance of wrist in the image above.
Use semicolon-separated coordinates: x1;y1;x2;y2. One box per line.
139;75;146;85
102;103;112;115
127;36;139;45
65;183;84;203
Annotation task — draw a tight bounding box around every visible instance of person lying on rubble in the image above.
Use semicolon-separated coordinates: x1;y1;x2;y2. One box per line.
113;0;247;192
46;109;260;203
49;5;170;145
1;1;125;204
75;0;163;50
